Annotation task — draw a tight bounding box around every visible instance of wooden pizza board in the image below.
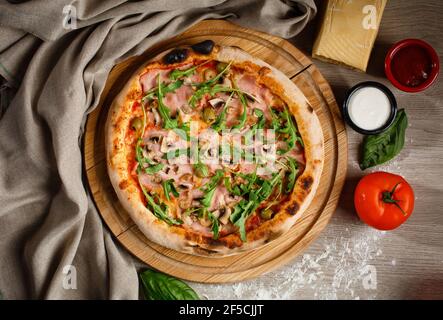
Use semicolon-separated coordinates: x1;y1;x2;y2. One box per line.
83;20;347;283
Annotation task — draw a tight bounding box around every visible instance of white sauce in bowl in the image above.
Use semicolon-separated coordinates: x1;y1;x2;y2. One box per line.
348;86;392;131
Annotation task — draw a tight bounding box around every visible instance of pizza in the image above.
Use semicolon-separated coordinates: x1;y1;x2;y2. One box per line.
106;40;324;256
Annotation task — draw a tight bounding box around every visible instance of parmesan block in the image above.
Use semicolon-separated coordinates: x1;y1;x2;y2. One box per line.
312;0;387;72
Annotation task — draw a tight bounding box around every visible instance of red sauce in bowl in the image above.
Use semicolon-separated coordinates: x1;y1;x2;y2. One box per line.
385;39;439;93
391;46;432;87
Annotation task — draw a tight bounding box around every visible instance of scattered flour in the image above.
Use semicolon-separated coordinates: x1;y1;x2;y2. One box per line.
190;227;386;300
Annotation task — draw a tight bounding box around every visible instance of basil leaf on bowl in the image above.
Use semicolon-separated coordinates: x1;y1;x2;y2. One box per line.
360;109;408;170
139;269;199;300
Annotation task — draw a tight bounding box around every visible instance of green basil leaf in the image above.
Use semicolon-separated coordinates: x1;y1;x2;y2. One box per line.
360;109;408;170
139;269;199;300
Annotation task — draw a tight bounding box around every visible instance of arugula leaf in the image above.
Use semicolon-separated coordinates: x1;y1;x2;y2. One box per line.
360;109;408;170
134;107;166;175
187;61;232;108
183;207;200;216
138;178;182;226
253;108;265;129
188;84;258;108
163;148;190;160
244;108;265;141
142;79;183;101
162;179;179;201
224;177;243;196
207;211;220;240
135;140;152;168
285;157;299;194
157;75;178;129
169;60;212;80
200;187;216;208
139;269;199;300
230;172;282;241
201;169;224;191
212;92;234;132
282;106;304;149
169;67;196;81
193;61;231;87
271;107;303;154
135;140;164;174
193;162;209;178
200;170;224;208
230;200;254;241
144;163;164;174
173;126;189;141
232;80;248;129
225;171;258;197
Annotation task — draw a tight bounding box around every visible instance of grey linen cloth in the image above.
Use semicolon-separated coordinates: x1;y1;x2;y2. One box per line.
0;0;316;299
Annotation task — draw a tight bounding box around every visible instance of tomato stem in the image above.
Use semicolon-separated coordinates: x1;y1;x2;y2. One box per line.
382;183;407;216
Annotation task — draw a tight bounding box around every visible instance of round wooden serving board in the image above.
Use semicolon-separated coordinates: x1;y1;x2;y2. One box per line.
83;20;347;283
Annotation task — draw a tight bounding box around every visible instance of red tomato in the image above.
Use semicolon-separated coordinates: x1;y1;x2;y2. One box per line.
354;172;415;230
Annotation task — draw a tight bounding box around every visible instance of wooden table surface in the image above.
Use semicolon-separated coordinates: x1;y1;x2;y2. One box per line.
192;0;443;299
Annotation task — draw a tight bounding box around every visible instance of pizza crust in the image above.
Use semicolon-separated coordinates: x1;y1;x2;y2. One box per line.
106;45;324;257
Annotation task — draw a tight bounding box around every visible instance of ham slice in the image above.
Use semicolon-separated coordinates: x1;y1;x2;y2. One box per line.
139;69;169;93
208;185;241;211
164;85;194;116
235;73;277;121
284;147;305;165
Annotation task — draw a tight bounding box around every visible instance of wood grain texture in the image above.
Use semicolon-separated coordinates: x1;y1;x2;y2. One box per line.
83;20;347;283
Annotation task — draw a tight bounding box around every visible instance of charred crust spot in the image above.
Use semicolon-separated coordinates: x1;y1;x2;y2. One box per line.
286;202;299;215
307;104;314;113
217;236;242;249
194;247;219;255
301;176;313;191
259;67;271;76
267;230;284;241
119;179;129;190
201;236;222;247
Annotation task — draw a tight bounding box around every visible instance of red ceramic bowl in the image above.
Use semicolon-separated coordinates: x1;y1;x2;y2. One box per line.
385;39;439;93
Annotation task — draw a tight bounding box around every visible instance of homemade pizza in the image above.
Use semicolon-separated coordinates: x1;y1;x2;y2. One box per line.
106;40;324;256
